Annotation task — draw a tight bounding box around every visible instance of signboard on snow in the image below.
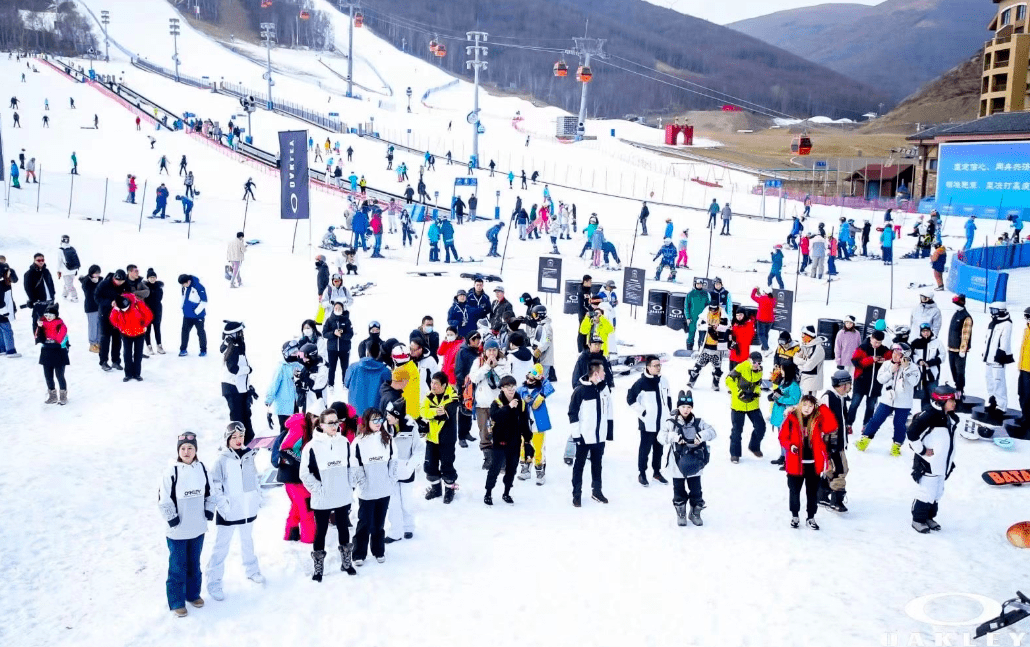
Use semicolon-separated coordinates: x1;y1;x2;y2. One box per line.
622;267;646;307
453;177;478;188
764;179;782;188
936;142;1030;218
278;130;310;220
864;304;886;337
537;257;562;294
772;289;794;333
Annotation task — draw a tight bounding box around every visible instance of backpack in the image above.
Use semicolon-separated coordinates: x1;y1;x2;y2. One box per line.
62;246;80;271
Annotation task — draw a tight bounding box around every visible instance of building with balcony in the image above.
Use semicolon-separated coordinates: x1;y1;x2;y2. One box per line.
980;0;1030;116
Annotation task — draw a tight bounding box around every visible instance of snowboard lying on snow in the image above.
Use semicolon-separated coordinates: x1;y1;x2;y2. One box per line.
982;469;1030;487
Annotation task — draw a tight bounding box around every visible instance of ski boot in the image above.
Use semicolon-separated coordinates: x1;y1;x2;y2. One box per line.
911;520;932;533
688;505;703;526
482;452;492;471
674;502;688;526
890;442;901;457
926;503;941;531
573;494;581;508
425;482;442;500
854;435;871;451
712;375;720;392
517;462;531;481
340;543;357;575
311;550;327;582
45;390;57;404
443;483;457;504
501;493;514;505
535;464;546;485
817;488;833;509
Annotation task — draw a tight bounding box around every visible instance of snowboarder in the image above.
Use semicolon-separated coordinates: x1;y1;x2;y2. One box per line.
911;323;942;411
627;355;672;485
12;112;20;128
177;274;208;357
817;370;852;512
178;155;187;175
689;300;728;390
911;289;943;337
242;177;256;201
152;184;169;219
719;203;732;235
175;195;194;223
706;199;719;229
684;278;709;351
854;343;920;456
638;202;650;236
794;326;826;396
907;384;959;533
220;321;254;443
659;389;715;526
676;230;690;268
158;432;216;617
384;398;424;543
964;215;977;250
983;301;1014;415
726;351;766;463
516;363;553;485
653;238;677;282
8;161;19;188
184;171;195;199
768;244;784;289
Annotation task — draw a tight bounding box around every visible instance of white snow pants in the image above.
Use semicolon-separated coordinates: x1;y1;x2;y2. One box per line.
986;363;1008;410
206;522;260;585
61;273;78;301
916;474;945;504
388;212;399;232
387;480;415;539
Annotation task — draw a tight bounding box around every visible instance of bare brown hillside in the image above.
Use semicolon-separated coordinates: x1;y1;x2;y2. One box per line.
859;50;982;134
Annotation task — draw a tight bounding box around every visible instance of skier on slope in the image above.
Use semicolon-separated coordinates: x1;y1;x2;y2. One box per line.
689;299;729;391
653;238;677;282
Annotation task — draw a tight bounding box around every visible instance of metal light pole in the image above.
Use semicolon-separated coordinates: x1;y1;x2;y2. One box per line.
100;10;110;62
465;31;488;164
169;18;180;82
260;23;276;109
338;2;360;98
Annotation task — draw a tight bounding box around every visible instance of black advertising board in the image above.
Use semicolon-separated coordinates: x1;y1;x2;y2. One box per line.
537;256;562;294
864;305;887;337
771;288;794;332
623;267;646;307
693;276;714;292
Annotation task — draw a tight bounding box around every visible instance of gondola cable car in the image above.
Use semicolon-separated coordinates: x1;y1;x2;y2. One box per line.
791;134;812;156
553;60;568;77
576;65;592;83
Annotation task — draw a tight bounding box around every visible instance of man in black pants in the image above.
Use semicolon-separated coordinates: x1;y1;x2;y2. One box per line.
569;360;613;507
94;269;128;371
22;253;55;334
484;375;533;505
946;294;973;397
627;355;671;487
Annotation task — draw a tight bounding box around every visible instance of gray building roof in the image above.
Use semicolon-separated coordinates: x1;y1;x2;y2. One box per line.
907;112;1030;141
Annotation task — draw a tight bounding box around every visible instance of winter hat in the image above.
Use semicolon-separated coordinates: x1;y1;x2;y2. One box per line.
831;370;852;387
223;320;244;336
466;330;482;342
224;421;245;446
952;294;966;306
778;330;792;343
605;280;616;288
390;368;409;382
874;319;887;332
484;339;500;351
871;330;886;341
801;325;816;338
455;289;467;298
590;333;603;345
677;390;693;407
527;364;545;381
176;431;198;452
748;351;763;363
116;296;131;310
773;244;782;249
236;231;244;239
519;292;533;304
177;273;190;285
493;285;505;294
44;302;59;316
385;397;406;419
844;315;857;325
113;269;128;281
146;267;157;278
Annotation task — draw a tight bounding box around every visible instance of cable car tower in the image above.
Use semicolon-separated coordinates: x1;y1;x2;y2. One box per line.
564;35;606;140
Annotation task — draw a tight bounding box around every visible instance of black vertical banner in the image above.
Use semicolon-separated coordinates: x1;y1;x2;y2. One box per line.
279;130;309;220
537;257;562;294
771;288;794;333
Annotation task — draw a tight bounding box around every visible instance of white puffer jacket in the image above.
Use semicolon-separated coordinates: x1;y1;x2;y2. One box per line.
876;360;921;409
794;336;826;394
300;431;354;510
209;446;261;524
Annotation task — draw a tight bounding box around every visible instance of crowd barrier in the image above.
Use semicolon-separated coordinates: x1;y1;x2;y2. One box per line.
947;242;1030;302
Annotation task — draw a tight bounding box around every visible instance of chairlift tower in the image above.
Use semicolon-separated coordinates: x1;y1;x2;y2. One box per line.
565;37;606;140
466;31;488;163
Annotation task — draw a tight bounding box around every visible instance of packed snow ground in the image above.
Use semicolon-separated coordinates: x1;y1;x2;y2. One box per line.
1;16;1029;647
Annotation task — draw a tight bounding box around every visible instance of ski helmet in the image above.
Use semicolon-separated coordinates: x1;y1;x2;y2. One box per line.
918;322;932;335
222;320;245;340
282;339;300;361
385;397;406;420
331;273;343;283
677;390;694;408
299;343;320;364
989;301;1008;316
919;287;934;300
892;342;912;360
893;325;911;340
1024;306;1030;320
830;370;852;388
931;384;958;402
530;304;548;320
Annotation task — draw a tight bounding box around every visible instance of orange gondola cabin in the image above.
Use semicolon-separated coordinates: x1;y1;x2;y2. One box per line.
576;65;592;82
553;61;568;77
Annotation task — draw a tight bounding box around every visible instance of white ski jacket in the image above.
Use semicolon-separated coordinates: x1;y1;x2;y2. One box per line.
352;434;397;500
210;447;261;524
876;360;921;409
158;460;217;541
794;336;827;394
300;431;354;511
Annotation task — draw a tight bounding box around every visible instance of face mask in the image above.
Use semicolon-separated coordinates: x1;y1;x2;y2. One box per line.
424;325;434;333
303;328;313;336
446;334;456;342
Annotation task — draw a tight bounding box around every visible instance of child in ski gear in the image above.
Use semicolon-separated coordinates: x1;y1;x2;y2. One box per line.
689;300;728;390
36;303;69;404
421;372;460;503
300;409;356;581
659;390;716;526
907;385;959;533
485;375;534;505
384;399;424;542
779;395;833;529
676;230;689;268
768;362;801;468
911;323;942;411
728;309;756;370
726;352;766;463
517;364;554;485
206;422;263;601
627;355;672;486
684;279;709;351
654;238;677;281
56;235;80;303
854;343;920;456
276;413;316;542
158;432;217;616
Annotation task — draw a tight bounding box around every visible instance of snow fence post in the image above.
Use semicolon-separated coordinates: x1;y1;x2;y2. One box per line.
100;178;108;224
67;172;74;218
35;164;41;213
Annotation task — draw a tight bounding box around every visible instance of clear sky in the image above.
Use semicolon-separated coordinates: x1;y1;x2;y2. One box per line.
643;0;882;25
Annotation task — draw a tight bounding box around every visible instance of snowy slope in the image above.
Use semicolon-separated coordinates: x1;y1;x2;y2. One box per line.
2;22;1030;647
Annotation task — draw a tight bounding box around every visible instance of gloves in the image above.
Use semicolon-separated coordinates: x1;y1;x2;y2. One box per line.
204;510;214;521
168;516;181;528
790;445;799;455
959;352;966;358
523;442;535;460
767;392;778;402
267;412;274;429
573;436;584;446
727;371;741;381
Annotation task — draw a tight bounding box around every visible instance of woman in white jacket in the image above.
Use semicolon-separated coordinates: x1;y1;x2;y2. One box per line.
793;326;826;396
300;409;356;581
659;390;716;527
206;422;263;601
320;273;353;312
855;343;921;457
157;432;217;617
351;409;397;565
384;399;425;543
